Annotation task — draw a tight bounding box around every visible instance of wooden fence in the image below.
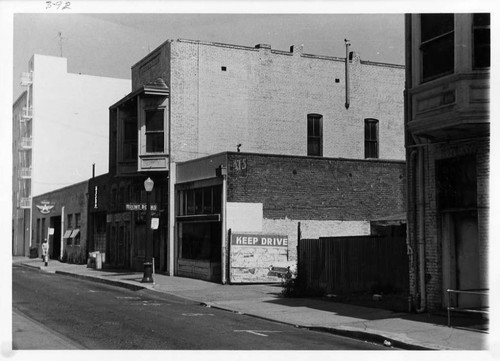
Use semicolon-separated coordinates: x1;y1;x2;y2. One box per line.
298;235;409;295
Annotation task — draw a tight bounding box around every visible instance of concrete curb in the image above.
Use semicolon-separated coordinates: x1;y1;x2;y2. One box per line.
54;270;147;292
14;263;441;350
201;302;435;350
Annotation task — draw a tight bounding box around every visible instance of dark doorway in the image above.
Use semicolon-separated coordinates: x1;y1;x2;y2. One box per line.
50;216;61;260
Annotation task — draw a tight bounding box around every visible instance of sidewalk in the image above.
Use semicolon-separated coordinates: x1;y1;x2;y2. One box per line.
13;256;489;351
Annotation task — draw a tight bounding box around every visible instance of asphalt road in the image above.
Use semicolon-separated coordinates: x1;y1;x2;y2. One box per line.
13;265;388;350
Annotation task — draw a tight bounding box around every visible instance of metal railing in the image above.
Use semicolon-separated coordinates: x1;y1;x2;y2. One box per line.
20;197;32;209
22;106;33;118
19;167;32;178
20;137;32;148
20;72;32;86
446;288;489;327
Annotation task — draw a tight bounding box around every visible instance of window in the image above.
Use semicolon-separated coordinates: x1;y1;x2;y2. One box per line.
67;214;73;229
307;114;323;156
365;119;379;159
145;109;164;153
420;14;454;82
180;186;222;216
75;213;81;228
473;13;490;69
123;118;137;160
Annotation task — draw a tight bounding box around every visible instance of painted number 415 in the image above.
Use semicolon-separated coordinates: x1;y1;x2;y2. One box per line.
233;159;247;171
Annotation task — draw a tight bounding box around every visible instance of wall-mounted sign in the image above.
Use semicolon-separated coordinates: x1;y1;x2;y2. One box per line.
231;233;288;248
151;218;159;230
36;200;55;214
125;203;158;211
94;186;98;209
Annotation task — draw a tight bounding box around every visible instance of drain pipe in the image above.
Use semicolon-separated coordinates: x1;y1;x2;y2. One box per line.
407;149;417;312
344;39;351;109
416;146;426;312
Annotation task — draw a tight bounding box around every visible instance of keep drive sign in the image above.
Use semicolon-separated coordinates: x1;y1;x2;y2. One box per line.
231;233;288;247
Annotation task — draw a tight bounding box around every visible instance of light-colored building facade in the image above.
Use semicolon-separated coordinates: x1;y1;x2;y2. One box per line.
97;39;406;281
12;54;130;256
404;14;489;312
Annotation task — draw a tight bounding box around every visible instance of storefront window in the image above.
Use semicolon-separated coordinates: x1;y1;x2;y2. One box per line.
181;185;222;216
180;222;221;261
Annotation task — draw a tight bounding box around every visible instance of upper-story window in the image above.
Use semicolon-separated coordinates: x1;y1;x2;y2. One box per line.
145;109;164;153
420;14;455;82
307;114;323;157
473;13;490;69
123;118;137;161
364;118;379;159
75;213;81;228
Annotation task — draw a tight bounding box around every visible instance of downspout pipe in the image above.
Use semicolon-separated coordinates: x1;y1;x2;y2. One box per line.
415;143;426;313
344;39;350;109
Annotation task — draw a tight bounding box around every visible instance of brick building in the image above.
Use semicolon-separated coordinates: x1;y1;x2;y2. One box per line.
174;152;405;282
86;38;406;280
31;181;89;264
405;14;489;311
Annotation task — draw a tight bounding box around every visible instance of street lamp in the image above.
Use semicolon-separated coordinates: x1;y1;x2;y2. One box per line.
141;177;154;283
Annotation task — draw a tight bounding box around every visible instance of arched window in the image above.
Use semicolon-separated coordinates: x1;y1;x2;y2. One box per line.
307;114;323;156
365;118;379;159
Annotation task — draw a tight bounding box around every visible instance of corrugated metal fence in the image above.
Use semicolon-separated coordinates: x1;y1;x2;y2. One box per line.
298;236;409;295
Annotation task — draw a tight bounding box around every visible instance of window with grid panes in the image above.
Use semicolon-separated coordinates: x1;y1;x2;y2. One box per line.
145;109;164;153
307;114;323;156
365;119;379;159
420;14;454;82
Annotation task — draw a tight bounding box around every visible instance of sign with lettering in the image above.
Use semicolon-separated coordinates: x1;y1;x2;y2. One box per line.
125;203;158;211
231;233;288;248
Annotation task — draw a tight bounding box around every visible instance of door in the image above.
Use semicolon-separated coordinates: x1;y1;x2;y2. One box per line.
454;211;480;307
50;216;61;260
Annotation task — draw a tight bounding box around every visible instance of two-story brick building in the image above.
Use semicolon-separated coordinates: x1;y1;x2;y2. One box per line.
85;38;406;281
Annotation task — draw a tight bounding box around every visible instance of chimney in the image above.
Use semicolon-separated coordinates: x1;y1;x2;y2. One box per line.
290;44;304;55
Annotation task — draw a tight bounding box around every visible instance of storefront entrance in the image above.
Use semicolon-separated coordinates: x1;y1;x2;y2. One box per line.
49;216;61;260
438;155;484;308
177;221;222;281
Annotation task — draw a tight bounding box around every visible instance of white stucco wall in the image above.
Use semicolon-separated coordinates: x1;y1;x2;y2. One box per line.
30;54;130;195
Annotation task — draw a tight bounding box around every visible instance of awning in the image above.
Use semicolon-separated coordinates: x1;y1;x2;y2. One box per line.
70;229;80;238
63;230;72;238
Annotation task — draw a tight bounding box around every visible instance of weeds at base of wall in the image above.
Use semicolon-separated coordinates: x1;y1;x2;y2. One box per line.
280;271;325;298
61;250;86;265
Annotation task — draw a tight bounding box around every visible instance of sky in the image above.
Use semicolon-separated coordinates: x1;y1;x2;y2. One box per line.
12;12;405;98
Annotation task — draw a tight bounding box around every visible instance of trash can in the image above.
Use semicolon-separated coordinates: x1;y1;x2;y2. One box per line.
95;252;102;270
29;247;38;259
